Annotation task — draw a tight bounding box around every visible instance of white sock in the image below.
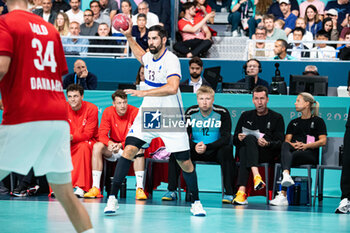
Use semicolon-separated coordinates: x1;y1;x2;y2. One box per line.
92;170;102;189
82;229;95;233
135;171;144;189
283;171;290;177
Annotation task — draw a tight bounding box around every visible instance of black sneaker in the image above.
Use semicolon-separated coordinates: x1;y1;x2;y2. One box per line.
27;185;40;196
0;185;9;195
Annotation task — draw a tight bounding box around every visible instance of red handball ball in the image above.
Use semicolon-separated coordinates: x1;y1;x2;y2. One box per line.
112;13;129;31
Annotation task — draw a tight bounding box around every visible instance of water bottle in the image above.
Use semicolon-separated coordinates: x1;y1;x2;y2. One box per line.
339;145;344;166
294;184;300;205
120;178;127;198
216;81;223;93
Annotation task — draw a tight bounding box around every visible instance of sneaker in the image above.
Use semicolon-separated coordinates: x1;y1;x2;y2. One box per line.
84;187;101;198
281;172;294;187
335;198;350;214
104;196;119;215
49;192;55;198
254;175;266;191
73;186;85;198
161;191;177;201
233;191;248;205
135;188;147;200
11;186;27;197
190;200;206;216
270;191;289;206
27;185;40;196
232;30;239;37
222;195;234;204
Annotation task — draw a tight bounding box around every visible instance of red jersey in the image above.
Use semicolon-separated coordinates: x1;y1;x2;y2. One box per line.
0;10;68;125
99;105;138;147
67;101;99;144
178;16;206;41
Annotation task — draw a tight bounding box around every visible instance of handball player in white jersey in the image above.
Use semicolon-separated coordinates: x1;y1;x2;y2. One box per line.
104;23;206;216
0;0;93;232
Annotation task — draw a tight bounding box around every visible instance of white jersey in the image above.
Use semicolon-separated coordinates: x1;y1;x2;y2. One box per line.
141;48;184;111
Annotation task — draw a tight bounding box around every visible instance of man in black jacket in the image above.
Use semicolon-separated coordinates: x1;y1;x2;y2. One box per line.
232;85;285;205
33;0;57;24
63;59;98;90
162;86;235;203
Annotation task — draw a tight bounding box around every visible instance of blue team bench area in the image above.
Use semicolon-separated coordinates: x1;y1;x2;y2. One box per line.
65;57;350;90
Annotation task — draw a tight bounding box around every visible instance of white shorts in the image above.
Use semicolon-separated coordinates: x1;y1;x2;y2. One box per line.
127;112;190;153
0;121;73;177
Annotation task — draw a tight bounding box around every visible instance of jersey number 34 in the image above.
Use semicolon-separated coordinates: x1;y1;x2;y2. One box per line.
32;38;57;73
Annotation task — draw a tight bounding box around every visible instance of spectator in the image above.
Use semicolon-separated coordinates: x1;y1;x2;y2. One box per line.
322;17;339;47
303;65;320;75
174;2;215;58
208;0;231;12
248;26;275;59
335;85;350;214
0;0;8;15
27;0;42;12
247;0;272;38
325;0;350;32
84;90;148;200
80;9;100;36
299;0;325;21
33;0;57;24
270;92;327;206
195;0;217;36
89;23;121;55
66;84;99;197
90;0;111;27
338;31;350;60
133;1;159;29
232;85;285;205
63;60;98;90
279;0;297;36
52;0;71;13
305;5;323;38
263;14;288;41
54;12;70;36
267;0;299;19
273;39;297;60
61;21;89;55
181;57;212;93
339;13;350;45
238;59;270;89
135;65;145;85
288;17;315;49
132;13;149;51
227;0;255;37
310;30;336;59
274;19;285;29
65;0;83;25
99;0;118;20
145;0;171;35
163;86;236;203
287;27;311;59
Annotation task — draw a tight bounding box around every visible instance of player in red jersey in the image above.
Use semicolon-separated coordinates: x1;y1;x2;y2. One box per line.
0;1;93;232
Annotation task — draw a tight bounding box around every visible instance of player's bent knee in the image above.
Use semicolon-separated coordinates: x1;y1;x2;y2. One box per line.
173;150;190;161
47;172;72;185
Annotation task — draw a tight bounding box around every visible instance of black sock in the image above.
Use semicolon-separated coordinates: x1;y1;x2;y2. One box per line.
281;186;288;192
110;157;132;198
182;169;199;202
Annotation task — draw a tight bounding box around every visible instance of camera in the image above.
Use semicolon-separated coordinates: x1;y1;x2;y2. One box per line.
270;63;287;95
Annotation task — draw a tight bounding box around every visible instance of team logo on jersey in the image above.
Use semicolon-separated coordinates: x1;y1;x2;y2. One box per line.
143;110;161;129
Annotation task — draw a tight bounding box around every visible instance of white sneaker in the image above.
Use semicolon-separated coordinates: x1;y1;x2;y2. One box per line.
232;30;239;37
335;198;350;214
105;149;123;162
281;172;294;187
190;201;206;216
270;191;289;206
104;196;119;215
73;187;85;198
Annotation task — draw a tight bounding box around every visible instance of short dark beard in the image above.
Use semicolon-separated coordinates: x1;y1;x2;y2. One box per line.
190;72;200;79
149;41;163;54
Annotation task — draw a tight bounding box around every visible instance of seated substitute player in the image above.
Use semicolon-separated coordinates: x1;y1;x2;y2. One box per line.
232;85;285;205
84;90;148;200
0;0;93;232
66;84;98;198
163;85;235;203
103;24;207;217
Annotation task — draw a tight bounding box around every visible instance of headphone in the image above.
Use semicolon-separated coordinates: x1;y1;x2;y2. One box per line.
243;59;262;75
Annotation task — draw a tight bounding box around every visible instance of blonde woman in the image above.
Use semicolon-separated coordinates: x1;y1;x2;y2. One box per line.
55;12;70;36
270;92;327;206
